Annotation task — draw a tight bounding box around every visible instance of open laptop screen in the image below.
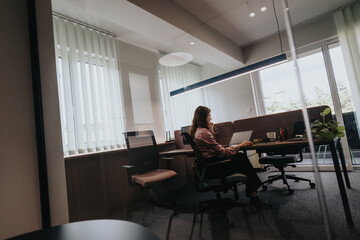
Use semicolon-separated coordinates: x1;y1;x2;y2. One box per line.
228;130;253;146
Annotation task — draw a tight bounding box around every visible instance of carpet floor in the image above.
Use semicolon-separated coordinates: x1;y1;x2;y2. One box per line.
113;170;360;240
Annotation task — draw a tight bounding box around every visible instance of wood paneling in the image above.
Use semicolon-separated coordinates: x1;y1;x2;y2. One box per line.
65;142;185;222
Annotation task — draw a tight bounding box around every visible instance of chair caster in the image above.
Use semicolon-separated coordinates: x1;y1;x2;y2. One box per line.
288;188;294;194
262;185;268;191
310;183;316;188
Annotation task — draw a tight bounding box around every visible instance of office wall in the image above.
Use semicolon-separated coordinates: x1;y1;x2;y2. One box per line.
0;1;42;238
117;41;166;142
204;74;256;123
201;62;256;123
0;1;68;238
36;0;69;226
243;15;337;64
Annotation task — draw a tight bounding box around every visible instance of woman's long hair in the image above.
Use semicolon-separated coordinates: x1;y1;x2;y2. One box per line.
189;106;212;136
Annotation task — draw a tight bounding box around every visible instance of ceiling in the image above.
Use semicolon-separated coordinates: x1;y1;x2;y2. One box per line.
51;0;356;70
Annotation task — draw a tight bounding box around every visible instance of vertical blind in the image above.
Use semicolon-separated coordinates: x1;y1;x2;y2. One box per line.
159;62;206;134
53;16;126;155
334;4;360;134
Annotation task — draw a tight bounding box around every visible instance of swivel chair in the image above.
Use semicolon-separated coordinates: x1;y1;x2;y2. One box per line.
181;132;249;239
260;121;316;194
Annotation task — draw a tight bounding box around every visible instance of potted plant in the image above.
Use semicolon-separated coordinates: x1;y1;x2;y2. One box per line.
310;107;345;140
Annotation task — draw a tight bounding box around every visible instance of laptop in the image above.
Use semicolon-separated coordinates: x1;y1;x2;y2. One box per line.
228;130;253;147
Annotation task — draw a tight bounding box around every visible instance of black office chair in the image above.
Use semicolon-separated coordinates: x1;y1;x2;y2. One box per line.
123;130;177;239
181;132;249;239
260;121;316;194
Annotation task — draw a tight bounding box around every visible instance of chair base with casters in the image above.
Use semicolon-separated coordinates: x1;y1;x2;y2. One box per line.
259;155;315;194
189;172;250;240
181;132;265;239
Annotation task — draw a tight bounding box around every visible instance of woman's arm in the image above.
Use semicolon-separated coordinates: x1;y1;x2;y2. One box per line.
230;140;254;152
201;129;237;156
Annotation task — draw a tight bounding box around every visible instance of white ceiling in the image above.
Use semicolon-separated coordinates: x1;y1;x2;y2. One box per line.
51;0;356;70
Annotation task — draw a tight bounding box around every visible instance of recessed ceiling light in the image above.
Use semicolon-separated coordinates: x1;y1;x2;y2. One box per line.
190;41;195;45
159;52;193;67
261;7;267;12
249;12;255;17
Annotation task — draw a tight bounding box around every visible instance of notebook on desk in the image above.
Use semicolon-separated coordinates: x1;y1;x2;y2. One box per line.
227;130;253;147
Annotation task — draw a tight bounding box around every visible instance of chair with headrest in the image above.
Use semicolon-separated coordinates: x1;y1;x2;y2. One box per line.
181;132;248;239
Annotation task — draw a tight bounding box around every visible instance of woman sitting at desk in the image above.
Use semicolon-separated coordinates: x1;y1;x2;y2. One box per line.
189;106;262;203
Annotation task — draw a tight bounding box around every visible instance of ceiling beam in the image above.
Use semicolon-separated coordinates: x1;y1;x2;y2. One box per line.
127;0;245;64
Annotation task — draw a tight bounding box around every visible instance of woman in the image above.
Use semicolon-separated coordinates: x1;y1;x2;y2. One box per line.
189;106;262;203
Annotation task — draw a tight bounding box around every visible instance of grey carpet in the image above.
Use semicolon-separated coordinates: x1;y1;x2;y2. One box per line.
113;170;360;240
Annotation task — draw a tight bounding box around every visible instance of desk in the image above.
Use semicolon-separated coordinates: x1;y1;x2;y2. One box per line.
243;139;353;225
7;220;160;240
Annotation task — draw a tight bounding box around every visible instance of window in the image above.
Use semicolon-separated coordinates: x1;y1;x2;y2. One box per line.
53;16;125;155
259;49;334;114
159;62;206;135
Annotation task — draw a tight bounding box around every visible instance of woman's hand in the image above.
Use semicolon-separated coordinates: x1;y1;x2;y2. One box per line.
239;140;254;148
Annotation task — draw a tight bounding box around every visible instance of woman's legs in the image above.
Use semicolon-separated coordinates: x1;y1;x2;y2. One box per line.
229;153;262;196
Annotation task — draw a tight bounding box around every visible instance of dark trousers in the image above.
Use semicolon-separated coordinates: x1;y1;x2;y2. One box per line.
206;152;262;196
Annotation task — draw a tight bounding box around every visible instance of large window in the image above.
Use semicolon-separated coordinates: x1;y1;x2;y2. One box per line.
53;16;125;155
259;49;334;114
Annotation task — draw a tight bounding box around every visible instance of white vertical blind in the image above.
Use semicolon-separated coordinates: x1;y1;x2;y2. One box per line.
334;4;360;133
53;16;126;155
159;61;206;134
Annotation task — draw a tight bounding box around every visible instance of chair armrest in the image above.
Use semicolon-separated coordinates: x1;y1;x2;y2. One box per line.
122;165;135;169
122;165;135;185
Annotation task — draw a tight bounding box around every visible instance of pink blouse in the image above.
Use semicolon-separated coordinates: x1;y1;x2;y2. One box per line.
194;128;239;159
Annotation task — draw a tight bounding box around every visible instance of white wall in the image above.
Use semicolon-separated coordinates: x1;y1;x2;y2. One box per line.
204;74;257;123
36;0;69;226
0;1;68;238
243;15;337;64
117;41;166;142
0;1;42;238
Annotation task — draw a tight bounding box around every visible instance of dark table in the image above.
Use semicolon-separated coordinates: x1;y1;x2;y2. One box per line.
243;138;353;225
7;219;160;240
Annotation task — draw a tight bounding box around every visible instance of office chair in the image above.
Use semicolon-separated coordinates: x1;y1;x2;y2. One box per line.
260;121;316;194
181;132;249;239
123;130;177;239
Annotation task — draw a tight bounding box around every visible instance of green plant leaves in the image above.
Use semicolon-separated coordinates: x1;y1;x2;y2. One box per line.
320;107;331;117
336;132;345;138
336;126;345;132
310;107;345;140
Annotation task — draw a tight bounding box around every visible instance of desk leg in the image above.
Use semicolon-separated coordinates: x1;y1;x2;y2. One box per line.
330;142;353;225
337;140;351;188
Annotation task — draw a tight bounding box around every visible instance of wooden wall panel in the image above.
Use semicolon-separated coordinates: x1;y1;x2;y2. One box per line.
65;142;182;222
